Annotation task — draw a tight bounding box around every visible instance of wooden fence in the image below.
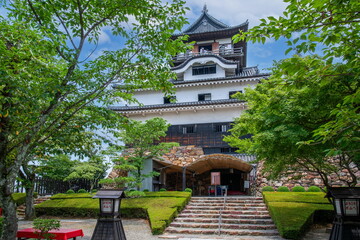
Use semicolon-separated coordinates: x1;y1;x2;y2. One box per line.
14;177;100;195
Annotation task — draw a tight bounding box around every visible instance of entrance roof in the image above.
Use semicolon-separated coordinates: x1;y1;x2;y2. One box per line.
186;154;252;174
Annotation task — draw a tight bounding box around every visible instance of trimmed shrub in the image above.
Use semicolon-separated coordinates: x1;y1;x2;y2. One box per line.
307;186;321;192
292;186;305;192
77;189;87;193
91;189;98;193
66;190;75;194
143;189;149;192
159;188;166;192
277;186;290;192
184;188;192;193
126;191;146;198
11;192;38;206
262;186;275;192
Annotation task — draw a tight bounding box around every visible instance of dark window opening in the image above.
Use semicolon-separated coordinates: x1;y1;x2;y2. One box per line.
200;44;212;52
164;96;176;104
229;90;242;99
198;93;211;101
215;124;228;132
182;125;195;134
192;64;216;76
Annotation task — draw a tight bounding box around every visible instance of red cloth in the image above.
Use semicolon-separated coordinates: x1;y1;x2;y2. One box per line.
17;228;84;240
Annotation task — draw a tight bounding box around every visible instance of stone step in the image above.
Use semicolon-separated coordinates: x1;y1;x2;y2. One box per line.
182;209;270;215
170;222;277;230
190;199;263;203
191;197;263;200
188;203;266;207
174;217;275;225
186;205;266;210
178;213;271;219
165;227;279;236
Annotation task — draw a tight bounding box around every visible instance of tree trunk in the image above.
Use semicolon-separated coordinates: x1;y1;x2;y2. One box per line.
24;185;36;220
0;185;18;240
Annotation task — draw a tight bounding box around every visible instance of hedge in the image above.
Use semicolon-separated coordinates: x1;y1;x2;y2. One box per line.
10;193;38;206
36;191;191;234
263;192;334;239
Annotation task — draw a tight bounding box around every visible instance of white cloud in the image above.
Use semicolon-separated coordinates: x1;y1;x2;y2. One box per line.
99;27;111;44
184;0;287;28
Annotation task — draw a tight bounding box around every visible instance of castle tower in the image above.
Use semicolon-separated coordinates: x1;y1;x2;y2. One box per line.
111;6;269;194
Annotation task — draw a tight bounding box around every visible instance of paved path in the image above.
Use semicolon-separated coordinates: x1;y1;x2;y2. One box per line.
18;218;330;240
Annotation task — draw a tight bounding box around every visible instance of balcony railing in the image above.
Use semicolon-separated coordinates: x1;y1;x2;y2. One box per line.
174;47;244;61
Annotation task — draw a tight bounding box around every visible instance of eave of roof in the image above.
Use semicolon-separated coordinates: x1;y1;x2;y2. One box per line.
109;99;245;112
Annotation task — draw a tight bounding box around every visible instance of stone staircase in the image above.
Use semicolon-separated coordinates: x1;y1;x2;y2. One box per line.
164;196;279;237
17;196;51;219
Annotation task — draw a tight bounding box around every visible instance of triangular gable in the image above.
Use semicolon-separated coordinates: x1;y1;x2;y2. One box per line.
184;5;229;34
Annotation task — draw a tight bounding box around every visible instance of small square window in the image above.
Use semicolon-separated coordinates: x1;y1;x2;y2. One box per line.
229;91;242;99
215;124;227;132
182;125;195;134
198;93;211;101
164;96;176;104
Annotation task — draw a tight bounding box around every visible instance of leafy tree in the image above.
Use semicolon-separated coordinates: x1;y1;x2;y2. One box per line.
102;118;179;190
37;155;77;181
232;0;360;160
0;0;188;238
64;155;108;192
225;55;356;187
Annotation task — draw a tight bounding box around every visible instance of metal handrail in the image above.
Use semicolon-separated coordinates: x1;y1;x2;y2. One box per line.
218;192;227;235
174;47;244;61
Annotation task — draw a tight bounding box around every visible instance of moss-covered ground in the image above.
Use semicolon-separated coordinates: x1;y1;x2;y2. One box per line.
263;192;334;239
35;191;191;234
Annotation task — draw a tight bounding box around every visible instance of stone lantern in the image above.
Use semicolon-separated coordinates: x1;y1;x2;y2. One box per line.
91;189;126;240
326;187;360;240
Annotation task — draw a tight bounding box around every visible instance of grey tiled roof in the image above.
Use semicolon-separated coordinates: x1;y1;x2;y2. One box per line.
109;99;244;112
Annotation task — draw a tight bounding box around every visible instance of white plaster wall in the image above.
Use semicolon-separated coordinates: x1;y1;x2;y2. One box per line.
127;107;245;125
174;81;257;102
126;80;257;105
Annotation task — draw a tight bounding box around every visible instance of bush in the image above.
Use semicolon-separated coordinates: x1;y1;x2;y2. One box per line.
159;188;166;192
184;188;192;193
143;189;149;192
77;189;87;193
91;189;98;193
262;186;275;192
277;186;290;192
292;186;305;192
11;192;38;206
307;186;321;192
126;191;146;198
66;190;75;194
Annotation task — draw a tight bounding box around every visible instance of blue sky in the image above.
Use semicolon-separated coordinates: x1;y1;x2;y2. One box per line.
81;0;290;72
183;0;289;71
1;0;290;71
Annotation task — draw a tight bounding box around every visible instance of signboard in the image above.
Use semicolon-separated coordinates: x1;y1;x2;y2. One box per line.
244;181;250;189
101;199;113;213
211;172;221;185
344;199;358;216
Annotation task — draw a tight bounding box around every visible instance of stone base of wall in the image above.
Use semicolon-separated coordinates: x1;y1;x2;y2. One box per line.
255;159;360;196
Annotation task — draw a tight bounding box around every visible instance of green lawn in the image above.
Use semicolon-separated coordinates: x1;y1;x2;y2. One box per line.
35;191;191;234
263;192;334;239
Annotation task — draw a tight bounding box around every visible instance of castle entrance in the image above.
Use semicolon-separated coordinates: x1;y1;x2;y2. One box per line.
186;154;252;196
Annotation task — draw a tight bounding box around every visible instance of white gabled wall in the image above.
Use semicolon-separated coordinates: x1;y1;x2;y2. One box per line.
183;64;225;81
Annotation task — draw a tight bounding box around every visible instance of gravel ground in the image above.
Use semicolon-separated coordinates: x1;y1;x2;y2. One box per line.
18;218;331;240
